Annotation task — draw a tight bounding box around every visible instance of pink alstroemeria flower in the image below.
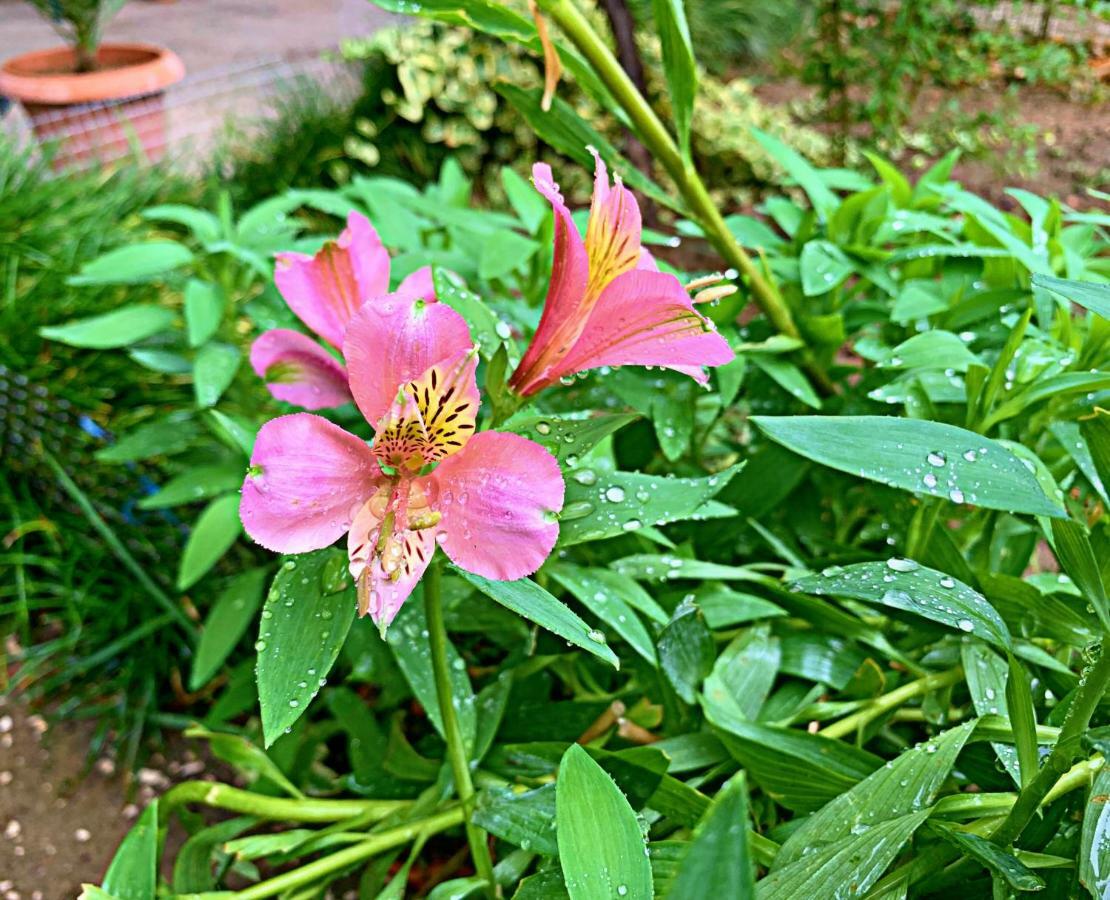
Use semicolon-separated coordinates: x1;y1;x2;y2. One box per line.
240;297;565;632
508;153;734;396
250;210;437;411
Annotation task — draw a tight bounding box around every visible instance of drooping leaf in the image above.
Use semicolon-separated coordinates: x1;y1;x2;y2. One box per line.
40;305;176;349
455;569;619;668
255;549;358;745
793;560;1011;648
550;563;659;664
556;744;654;900
753;416;1065;517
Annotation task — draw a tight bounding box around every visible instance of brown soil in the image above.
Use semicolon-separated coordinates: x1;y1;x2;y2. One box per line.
752;78;1110;208
0;699;208;898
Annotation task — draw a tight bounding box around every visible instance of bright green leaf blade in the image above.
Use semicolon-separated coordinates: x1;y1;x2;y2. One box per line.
40;305;176;349
138;461;245;510
960;641;1019;785
657;598;715;704
454;569;619;668
1051;518;1110;633
141;204;221;242
756;811;930;899
68;240;194;285
502;165;549;233
1079;762;1110;899
255;549;357;746
748;355;822;409
702;624;780;724
185;279;224;347
505;412;640;468
190;568;269;690
749;127;839;221
559;464;741;546
931;822;1045;891
1004;652;1039;788
549;563;658;664
185;725;302;797
653;0;697;160
799;240;854;296
177;494;243;590
101;800;158;899
666;772;754;899
96;413;200;463
1033;274;1110;320
753;416;1065;517
193;342;241;408
793;561;1011;649
556;744;654;900
775;721;976;868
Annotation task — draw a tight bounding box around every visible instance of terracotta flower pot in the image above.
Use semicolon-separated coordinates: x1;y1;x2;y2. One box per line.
0;43;185;169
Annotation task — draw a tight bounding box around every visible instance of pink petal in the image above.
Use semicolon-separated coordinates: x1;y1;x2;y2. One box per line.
508;164;590;396
557;269;735;384
343;292;472;427
250;329;352;410
431;431;563;581
583;149;643;296
240;413;382;554
274;211;391;349
397;265;437;301
347;485;435;630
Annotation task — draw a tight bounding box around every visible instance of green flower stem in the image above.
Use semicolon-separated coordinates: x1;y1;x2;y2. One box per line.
818;667;964;740
541;0;835;397
220;806;467;900
425;557;498;895
158;780;408;824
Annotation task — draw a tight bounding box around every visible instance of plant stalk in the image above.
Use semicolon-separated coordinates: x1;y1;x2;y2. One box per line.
158;780;408;824
541;0;835;397
818;667;964;740
425;557;497;894
219;807;466;900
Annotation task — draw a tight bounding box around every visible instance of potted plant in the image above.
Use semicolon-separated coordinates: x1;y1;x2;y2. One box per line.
0;1;185;168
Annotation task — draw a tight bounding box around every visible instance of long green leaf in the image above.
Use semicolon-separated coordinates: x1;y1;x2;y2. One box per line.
40;304;176;349
177;494;243;590
753;416;1065;517
556;744;654;900
666;772;754;899
190;568;269;690
1079;762;1110;899
101;800;158;899
653;0;697;160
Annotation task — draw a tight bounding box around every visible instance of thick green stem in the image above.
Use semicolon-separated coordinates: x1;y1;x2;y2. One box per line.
217;807;466;900
818;668;963;740
542;0;835;397
990;640;1110;846
159;781;407;824
425;558;497;894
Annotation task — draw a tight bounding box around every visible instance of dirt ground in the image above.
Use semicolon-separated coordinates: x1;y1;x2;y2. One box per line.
0;697;210;899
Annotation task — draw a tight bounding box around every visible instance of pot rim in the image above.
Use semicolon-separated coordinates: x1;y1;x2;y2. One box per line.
0;43;186;106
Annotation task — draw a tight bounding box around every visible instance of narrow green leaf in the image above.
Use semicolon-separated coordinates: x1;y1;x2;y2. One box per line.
172;816;256;892
67;240;194;285
657;598;715;703
40;305;175;349
653;0;697;160
775;721;976;868
753;416;1065;517
1081;411;1110;503
185;725;302;797
142;204;221;243
255;549;357;746
190;568;269;690
1033;274;1110;320
193;342;241;408
185;279;224;347
556;744;654;900
748;355;822;409
702;624;780;724
931;822;1045;891
101;800;158;899
502;165;549;233
667;772;754;899
559;464;741;546
177;494;243;590
799;240;854;296
757;811;930;899
749;127;839;221
138;461;245;510
1005;652;1039;789
793;560;1011;648
549;563;658;664
455;569;619;668
1051;518;1110;632
96;413;200;463
504;412;639;468
960;642;1019;785
474;783;558;855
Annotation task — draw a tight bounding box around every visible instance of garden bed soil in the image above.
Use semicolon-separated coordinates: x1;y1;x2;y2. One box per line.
0;698;205;898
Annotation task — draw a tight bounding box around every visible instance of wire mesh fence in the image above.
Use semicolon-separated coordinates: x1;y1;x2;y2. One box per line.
1;50;364;175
